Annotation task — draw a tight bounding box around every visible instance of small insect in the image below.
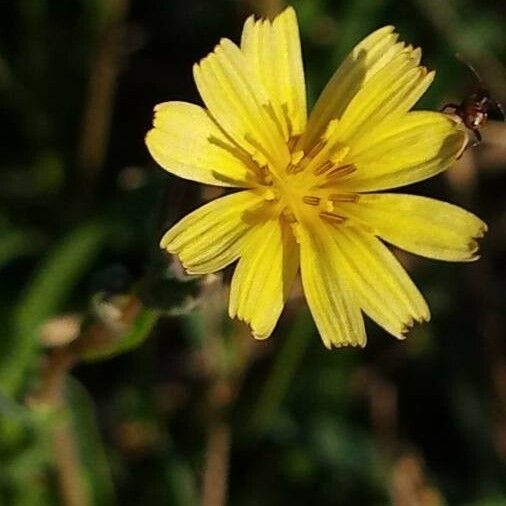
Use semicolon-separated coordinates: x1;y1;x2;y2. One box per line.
441;55;505;147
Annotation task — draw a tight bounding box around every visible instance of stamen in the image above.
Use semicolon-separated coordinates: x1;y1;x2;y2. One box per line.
319;211;346;224
291;150;304;164
260;187;277;201
313;160;334;176
244;133;273;166
325;163;356;179
287;135;300;152
323;119;339;141
290;163;306;175
282;103;294;138
282;209;297;223
259;165;273;184
328;193;359;203
286;150;305;174
305;139;326;160
302;195;321;206
290;222;302;244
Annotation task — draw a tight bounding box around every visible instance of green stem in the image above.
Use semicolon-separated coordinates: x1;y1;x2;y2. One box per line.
251;307;313;432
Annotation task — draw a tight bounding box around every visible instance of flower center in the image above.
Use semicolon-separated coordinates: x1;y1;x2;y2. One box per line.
254;132;359;235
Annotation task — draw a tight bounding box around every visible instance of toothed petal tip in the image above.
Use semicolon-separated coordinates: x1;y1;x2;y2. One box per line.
252;331;271;341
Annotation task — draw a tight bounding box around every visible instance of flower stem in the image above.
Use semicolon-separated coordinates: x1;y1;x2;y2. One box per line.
74;0;129;209
198;275;256;505
33;348;90;506
202;420;231;506
250;308;312;433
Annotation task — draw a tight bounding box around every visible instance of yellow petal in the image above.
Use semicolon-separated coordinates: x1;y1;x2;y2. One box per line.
229;218;299;339
160;190;267;274
343;194;487;261
146;101;258;187
193;38;290;171
335;51;434;144
241;7;307;138
340;111;466;191
331;227;429;339
300;26;404;150
299;222;366;348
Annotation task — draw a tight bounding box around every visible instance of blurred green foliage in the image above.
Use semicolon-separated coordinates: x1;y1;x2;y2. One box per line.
0;0;505;505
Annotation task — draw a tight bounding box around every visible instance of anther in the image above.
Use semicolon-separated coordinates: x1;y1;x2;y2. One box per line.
258;165;273;185
286;150;304;174
282;103;294;138
319;211;347;224
259;165;269;177
328;193;359;203
313;160;334;176
290;163;306;175
302;195;321;206
306;139;326;160
325;163;356;179
287;135;300;152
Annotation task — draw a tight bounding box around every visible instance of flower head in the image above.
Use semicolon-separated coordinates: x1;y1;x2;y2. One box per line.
146;7;486;348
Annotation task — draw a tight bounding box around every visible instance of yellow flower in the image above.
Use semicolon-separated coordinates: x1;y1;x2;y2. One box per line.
146;7;486;348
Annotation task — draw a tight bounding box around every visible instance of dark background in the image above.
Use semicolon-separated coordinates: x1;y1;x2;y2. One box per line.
0;0;505;504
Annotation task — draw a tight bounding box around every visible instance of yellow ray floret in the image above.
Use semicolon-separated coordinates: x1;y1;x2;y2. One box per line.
229;218;299;339
241;7;307;138
146;102;257;187
146;6;486;349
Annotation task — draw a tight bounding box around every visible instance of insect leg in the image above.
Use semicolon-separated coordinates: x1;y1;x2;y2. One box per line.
467;129;482;148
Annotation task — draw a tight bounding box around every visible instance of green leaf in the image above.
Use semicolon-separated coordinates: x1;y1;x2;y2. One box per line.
0;221;107;395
